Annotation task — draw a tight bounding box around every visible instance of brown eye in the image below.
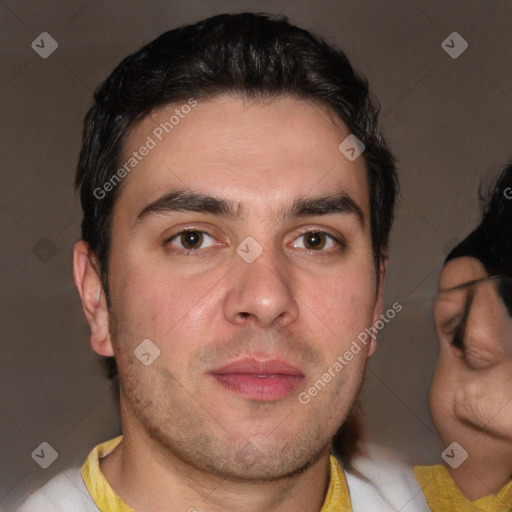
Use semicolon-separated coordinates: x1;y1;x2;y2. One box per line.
290;231;340;252
304;232;326;250
169;230;216;251
180;231;203;249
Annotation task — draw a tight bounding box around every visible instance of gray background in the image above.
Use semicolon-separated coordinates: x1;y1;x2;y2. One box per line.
1;0;511;509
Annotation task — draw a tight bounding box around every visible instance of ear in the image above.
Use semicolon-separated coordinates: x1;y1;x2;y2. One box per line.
73;240;114;357
368;257;387;358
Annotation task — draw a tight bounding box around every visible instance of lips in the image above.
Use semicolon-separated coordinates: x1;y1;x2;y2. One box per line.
212;358;304;376
209;357;305;401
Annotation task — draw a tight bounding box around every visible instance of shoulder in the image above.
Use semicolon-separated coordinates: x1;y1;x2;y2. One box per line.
343;443;430;512
17;467;99;512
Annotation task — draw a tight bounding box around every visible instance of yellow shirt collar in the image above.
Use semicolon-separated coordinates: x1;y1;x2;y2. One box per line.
82;436;352;511
415;464;512;512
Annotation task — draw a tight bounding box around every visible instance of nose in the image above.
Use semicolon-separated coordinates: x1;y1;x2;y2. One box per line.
223;246;299;328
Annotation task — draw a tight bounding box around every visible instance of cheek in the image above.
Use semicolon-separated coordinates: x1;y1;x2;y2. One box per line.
308;267;376;330
118;249;210;308
110;237;377;369
428;359;455;431
504;320;512;357
110;256;226;362
295;264;377;374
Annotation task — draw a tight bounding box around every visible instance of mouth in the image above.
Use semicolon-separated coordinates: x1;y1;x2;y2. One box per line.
208;357;305;402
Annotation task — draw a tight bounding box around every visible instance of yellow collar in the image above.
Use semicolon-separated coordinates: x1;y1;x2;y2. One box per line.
82;436;352;511
415;465;512;512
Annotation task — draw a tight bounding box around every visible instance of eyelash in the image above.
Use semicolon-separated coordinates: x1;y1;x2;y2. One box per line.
290;228;344;257
441;295;473;350
164;229;220;257
446;320;464;349
164;228;344;257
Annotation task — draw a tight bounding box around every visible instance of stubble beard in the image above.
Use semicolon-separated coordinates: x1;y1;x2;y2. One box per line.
109;310;362;483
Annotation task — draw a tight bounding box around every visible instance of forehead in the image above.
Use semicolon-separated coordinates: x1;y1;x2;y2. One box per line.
116;95;370;221
438;256;488;291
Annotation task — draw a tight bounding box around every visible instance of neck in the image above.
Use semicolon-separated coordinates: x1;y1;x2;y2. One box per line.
445;433;512;500
100;405;332;512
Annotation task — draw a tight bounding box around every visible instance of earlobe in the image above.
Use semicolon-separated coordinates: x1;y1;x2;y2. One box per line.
73;240;114;357
368;258;388;358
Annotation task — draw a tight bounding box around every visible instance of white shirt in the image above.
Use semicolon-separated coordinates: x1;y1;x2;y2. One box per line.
18;443;429;512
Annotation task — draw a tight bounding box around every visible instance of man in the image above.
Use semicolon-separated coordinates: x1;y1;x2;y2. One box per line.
19;13;427;511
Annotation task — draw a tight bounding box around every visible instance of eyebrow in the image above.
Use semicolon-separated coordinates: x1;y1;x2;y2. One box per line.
440;274;505;292
134;189;365;226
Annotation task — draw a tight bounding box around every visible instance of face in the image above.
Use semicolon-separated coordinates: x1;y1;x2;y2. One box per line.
430;256;512;441
76;95;384;481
